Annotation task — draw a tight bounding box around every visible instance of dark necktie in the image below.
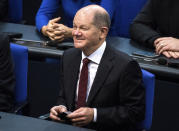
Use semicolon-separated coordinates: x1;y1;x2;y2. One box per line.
76;58;90;109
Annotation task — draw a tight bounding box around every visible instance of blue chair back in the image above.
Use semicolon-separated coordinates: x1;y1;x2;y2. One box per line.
138;69;155;131
118;0;147;37
8;0;23;23
10;43;28;104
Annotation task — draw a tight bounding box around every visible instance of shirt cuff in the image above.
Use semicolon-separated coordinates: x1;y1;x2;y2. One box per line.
93;108;97;122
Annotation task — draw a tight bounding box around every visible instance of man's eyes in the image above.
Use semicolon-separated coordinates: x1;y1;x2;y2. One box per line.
73;26;89;30
81;27;88;30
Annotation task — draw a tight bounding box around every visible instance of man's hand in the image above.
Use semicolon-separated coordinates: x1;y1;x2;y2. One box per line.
41;17;73;42
49;105;67;121
67;107;94;127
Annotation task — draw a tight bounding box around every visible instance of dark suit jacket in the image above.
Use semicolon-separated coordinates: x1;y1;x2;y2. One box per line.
0;34;15;112
130;0;179;48
57;44;145;131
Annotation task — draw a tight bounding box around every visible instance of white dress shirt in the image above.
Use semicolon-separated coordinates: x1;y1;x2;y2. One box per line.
76;41;106;122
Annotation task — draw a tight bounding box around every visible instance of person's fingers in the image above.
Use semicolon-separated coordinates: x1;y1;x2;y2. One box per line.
71;116;85;123
47;31;65;41
67;112;81;119
69;108;83;115
68;112;83;119
49;112;61;121
46;31;55;38
50;107;60;121
156;42;166;54
46;27;55;32
173;52;179;59
52;23;62;29
162;51;171;58
54;35;65;42
174;52;179;58
49;17;61;24
154;38;162;46
154;37;168;46
53;30;65;35
168;51;178;59
158;44;170;54
59;106;67;112
70;114;86;127
49;36;55;41
155;43;162;54
50;107;58;116
51;24;61;30
49;106;68;121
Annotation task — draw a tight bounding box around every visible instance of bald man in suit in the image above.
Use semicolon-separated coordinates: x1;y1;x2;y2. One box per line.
50;5;145;131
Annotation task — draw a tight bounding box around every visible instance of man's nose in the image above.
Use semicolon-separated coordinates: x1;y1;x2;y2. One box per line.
73;29;81;36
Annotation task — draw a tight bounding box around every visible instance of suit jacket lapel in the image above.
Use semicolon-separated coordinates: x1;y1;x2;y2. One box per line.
67;49;81;110
87;45;115;105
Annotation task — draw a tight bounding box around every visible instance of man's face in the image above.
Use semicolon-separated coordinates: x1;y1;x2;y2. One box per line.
72;11;101;52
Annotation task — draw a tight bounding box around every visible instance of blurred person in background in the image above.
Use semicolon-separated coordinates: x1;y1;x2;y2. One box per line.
0;33;15;112
130;0;179;59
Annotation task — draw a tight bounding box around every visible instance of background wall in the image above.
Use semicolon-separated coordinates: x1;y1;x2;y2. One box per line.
23;0;42;25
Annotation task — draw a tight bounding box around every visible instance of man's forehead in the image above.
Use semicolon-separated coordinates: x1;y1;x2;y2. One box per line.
73;11;93;23
77;9;94;18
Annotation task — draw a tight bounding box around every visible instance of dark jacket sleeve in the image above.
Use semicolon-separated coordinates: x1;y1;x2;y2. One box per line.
97;60;145;129
130;0;161;48
0;34;15;112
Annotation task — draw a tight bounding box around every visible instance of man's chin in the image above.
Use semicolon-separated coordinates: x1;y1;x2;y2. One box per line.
74;42;84;49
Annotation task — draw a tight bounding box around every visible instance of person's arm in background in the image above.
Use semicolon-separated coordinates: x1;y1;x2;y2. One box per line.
0;34;15;112
35;0;60;32
154;37;179;58
130;0;160;48
130;0;179;58
36;0;73;42
0;0;8;20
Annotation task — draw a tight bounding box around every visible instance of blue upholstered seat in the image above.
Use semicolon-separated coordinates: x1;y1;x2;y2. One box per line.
138;69;155;131
10;43;28;108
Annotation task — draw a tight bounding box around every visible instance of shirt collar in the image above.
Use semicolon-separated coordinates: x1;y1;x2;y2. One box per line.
82;41;106;64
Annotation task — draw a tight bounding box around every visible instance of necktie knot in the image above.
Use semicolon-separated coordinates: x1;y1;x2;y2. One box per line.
83;58;90;65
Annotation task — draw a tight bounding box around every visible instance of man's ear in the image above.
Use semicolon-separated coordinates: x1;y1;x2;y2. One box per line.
100;27;109;39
